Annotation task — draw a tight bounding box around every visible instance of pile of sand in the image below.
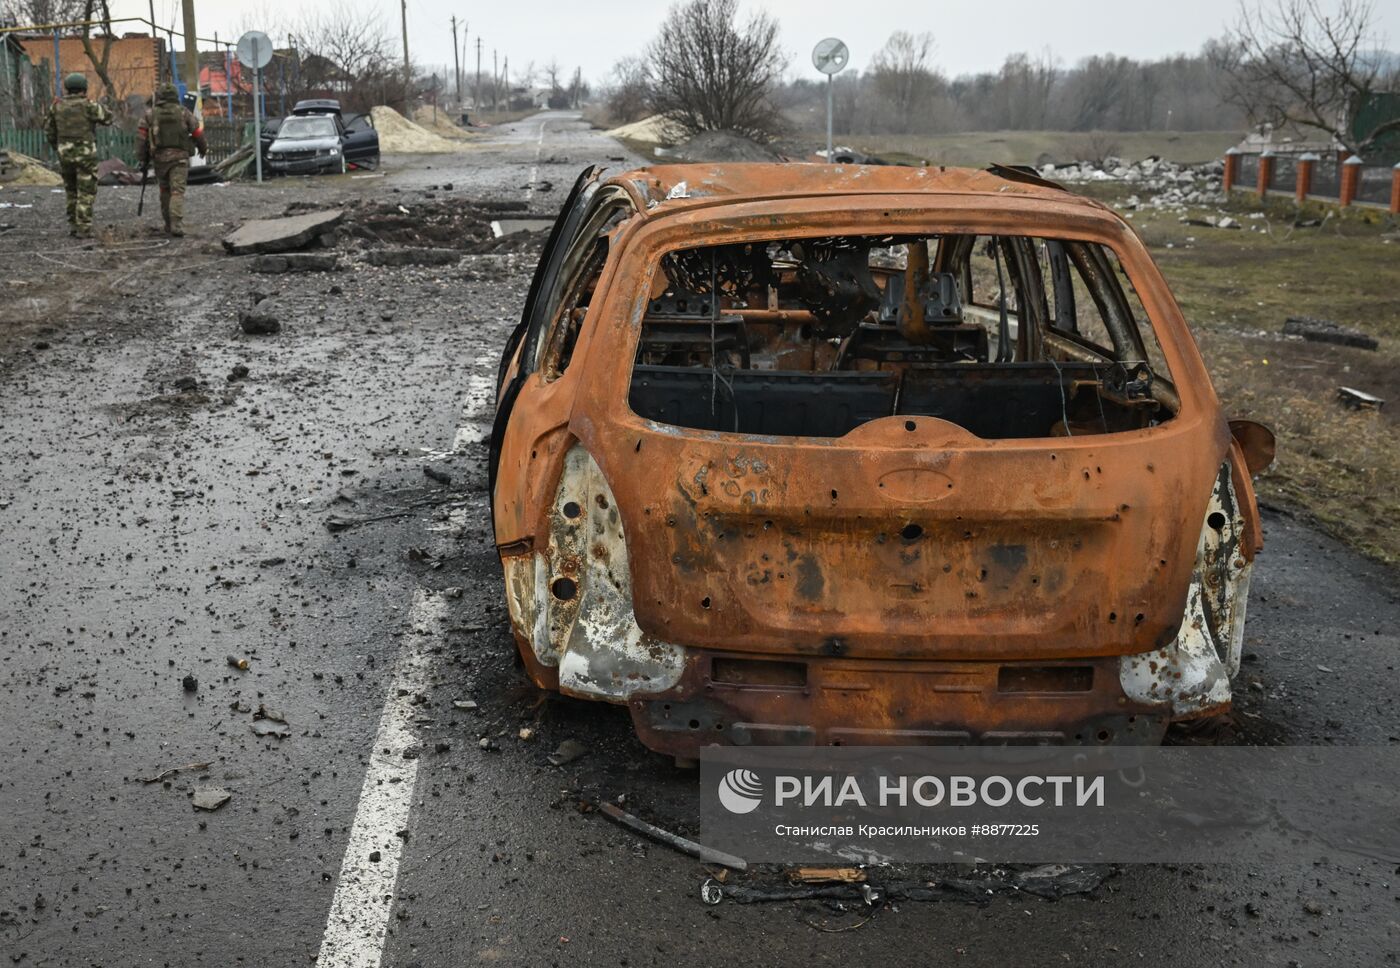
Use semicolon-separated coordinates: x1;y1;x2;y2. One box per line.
370;106;463;153
0;149;62;187
673;130;781;163
606;114;676;143
411;106;474;142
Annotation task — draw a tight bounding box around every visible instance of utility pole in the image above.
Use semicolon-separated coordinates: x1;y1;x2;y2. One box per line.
400;0;411;90
450;16;461;104
474;38;482;112
502;55;508;110
148;0;162;83
179;0;198;94
492;48;498;111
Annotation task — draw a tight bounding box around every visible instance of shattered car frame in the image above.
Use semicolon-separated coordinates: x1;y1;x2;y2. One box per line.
490;163;1273;760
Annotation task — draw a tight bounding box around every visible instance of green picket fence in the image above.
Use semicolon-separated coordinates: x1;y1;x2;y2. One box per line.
0;126;139;168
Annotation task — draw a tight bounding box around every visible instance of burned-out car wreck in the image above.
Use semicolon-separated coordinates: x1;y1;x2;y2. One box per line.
490;163;1274;761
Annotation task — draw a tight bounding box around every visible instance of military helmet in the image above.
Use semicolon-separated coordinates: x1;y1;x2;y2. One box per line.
63;72;87;93
156;82;179;103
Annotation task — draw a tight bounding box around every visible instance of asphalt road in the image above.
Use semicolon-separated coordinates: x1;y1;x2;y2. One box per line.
2;111;1398;968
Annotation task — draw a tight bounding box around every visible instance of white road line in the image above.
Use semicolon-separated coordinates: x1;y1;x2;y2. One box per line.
524;118;549;203
451;370;499;452
315;588;444;968
317;367;496;967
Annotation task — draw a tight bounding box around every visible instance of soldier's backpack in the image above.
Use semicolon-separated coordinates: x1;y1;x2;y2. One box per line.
152;103;194;154
55;98;94;143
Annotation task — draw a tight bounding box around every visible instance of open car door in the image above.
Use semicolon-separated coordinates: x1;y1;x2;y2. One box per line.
488;165;604;532
341;113;379;166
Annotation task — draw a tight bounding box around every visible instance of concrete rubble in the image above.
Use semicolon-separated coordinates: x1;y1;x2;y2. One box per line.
250;253;341;273
1041;155;1227;212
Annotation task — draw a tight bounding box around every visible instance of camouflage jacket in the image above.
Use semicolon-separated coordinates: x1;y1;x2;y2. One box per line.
44;95;113;149
137;104;208;165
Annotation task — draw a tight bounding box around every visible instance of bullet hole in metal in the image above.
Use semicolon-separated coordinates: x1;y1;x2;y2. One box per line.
1207;511;1227;531
901;523;923;541
904;420;917;432
1108;611;1118;623
550;577;578;601
562;501;582;519
701;596;711;609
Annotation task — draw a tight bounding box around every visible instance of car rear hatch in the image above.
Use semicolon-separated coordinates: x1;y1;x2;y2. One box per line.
587;412;1227;663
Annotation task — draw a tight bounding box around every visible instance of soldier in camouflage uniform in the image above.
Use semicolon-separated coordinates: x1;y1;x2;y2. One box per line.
136;83;207;238
43;73;113;239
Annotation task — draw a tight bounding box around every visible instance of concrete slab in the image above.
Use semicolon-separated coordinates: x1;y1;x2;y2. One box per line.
222;209;345;255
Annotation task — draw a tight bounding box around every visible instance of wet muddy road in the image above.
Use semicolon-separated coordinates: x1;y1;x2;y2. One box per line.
2;112;1398;967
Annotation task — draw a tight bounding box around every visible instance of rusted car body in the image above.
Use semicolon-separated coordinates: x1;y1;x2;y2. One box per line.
490;163;1272;760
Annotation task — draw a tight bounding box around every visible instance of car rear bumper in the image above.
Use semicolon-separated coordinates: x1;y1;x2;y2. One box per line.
513;630;1173;758
626;652;1170;755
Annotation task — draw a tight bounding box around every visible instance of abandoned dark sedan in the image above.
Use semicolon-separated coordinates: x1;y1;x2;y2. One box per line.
490;163;1274;761
264;99;379;175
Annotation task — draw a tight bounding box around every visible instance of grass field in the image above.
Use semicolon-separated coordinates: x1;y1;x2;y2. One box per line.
1075;184;1400;564
818;130;1242;167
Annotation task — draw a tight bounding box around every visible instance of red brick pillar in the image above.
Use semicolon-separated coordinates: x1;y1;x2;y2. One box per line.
1339;155;1362;207
1295;153;1316;201
1257;151;1273;197
1391;163;1400;215
1223;148;1240;192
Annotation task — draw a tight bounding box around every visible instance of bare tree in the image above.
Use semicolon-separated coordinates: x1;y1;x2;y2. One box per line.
869;31;937;132
78;0;114;103
997;51;1057;129
604;56;650;124
299;3;394;82
1216;0;1400;152
292;2;406;111
644;0;787;142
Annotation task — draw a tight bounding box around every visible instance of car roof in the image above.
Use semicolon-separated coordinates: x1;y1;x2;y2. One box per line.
609;162;1107;216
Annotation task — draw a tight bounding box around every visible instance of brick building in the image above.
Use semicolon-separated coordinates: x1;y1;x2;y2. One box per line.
15;32;164;109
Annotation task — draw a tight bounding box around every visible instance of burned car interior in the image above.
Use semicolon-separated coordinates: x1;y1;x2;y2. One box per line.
626;233;1178;440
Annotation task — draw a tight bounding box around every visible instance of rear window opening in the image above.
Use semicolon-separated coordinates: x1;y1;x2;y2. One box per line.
627;233;1178;440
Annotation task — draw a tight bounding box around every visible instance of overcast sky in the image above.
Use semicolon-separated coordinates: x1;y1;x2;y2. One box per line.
108;0;1400;87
